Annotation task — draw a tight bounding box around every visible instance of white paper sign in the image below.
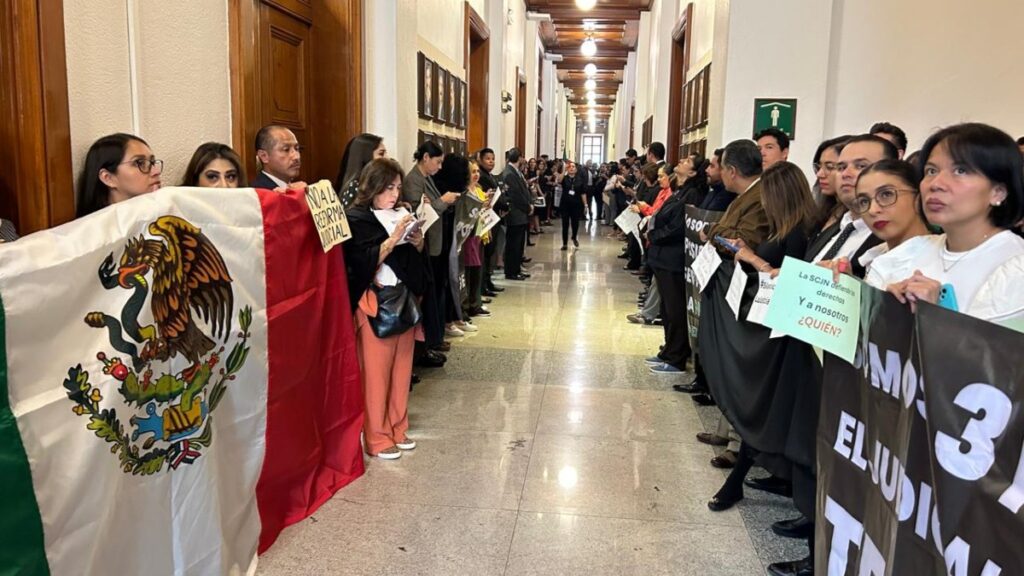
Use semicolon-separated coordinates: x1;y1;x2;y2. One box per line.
692;242;723;292
745;272;777;326
726;265;748;319
477;209;501;236
416;197;440;234
488;189;502;209
614;209;642;238
372;207;422;245
304;179;351;252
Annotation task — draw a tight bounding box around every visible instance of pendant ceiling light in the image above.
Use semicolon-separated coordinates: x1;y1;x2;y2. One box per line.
580;35;597;58
576;0;597;10
586;91;597;101
584;79;597;91
584;63;598;77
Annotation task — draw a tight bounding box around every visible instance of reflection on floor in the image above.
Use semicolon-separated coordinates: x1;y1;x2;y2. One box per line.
258;220;804;575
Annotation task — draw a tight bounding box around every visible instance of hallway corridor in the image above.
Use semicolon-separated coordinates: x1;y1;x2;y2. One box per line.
258;222;803;575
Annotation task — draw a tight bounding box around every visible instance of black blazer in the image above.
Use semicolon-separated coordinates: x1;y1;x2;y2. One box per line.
646;191;688;273
500;164;532;226
560;174;588;208
343;206;427;312
250;171;281;190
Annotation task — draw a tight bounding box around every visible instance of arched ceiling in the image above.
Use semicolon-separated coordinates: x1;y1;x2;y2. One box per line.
527;1;653;120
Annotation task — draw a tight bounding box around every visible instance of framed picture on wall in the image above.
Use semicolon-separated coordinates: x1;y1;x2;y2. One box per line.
418;53;434;120
436;67;450;123
447;74;458;127
452;80;463;128
700;66;711;126
459;80;468;129
692;74;704;128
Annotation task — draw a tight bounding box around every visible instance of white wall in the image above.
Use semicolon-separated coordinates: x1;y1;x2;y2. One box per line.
716;0;833;175
824;0;1024;150
538;58;558;157
64;0;232;186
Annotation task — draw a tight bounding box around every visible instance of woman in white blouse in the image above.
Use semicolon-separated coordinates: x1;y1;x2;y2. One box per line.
868;123;1024;322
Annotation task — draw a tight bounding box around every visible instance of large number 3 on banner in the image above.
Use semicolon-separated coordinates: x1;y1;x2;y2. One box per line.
935;383;1012;481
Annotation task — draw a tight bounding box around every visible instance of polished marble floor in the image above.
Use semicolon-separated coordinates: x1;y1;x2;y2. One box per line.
258;220;803;575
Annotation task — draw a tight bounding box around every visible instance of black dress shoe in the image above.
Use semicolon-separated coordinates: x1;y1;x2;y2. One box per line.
696;432;728;446
573;239;579;247
691;393;715;406
490;286;505;292
522;257;533;263
710;451;737;469
673;382;708;394
767;556;813;576
744;475;793;497
416;352;445;368
481;297;493;304
772;515;813;539
561;245;568;251
707;492;742;512
506;274;529;281
482;290;498;297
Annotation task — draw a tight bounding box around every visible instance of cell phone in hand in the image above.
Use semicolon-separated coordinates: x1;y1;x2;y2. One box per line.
714;236;740;253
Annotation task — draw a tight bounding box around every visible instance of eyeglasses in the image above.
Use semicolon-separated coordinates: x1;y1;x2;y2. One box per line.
813;162;837;173
119;157;164;174
851;187;917;214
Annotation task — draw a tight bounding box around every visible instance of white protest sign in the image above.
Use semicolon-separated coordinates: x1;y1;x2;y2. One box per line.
304;180;351;252
745;272;776;325
614;209;642;238
477;209;501;236
692;242;723;293
416;197;440;234
726;265;747;319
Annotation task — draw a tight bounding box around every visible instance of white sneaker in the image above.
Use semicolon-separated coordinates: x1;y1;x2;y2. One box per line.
396;437;417;450
375;447;402;460
445;325;465;337
458;322;479;333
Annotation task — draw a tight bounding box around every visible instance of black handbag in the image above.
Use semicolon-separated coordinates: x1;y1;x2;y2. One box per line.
367;283;421;338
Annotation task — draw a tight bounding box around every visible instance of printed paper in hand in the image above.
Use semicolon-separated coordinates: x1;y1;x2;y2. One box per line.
372;207;417;245
488;189;502;209
745;272;777;326
416;197;440;234
726;265;748;319
304;180;351;252
692;242;723;292
614;209;642;238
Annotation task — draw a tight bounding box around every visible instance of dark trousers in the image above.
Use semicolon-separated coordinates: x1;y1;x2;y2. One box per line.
463;266;483;310
482;240;498;290
716;442;757;499
561;205;582;245
653;267;692;369
505;224;527;278
626;235;642;269
593;191;604;220
422;254;448;347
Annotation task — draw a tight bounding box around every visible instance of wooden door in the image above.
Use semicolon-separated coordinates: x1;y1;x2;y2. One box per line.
231;0;362;185
465;2;489;153
515;69;527;153
0;0;74;234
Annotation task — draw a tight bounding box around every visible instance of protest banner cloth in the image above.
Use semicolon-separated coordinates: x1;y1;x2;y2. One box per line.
683;206;724;350
817;288;1024;574
0;187;365;574
764;256;861;363
304;180;351;251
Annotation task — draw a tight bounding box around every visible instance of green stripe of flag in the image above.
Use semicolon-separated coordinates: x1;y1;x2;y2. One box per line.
0;293;49;575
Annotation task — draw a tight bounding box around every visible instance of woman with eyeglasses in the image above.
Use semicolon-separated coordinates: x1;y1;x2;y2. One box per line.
819;159;932;280
811;136;850;233
76;133;163;217
869;123;1024;321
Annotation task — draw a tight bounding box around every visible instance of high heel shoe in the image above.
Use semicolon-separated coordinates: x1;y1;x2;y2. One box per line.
707;490;743;511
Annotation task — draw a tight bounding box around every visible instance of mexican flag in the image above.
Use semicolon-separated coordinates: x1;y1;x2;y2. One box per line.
0;187;365;575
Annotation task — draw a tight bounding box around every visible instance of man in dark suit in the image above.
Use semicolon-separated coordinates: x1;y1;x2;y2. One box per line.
501;148;532;280
251;124;302;190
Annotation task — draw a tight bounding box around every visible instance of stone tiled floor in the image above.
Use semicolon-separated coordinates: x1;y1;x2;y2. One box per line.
257;220;803;575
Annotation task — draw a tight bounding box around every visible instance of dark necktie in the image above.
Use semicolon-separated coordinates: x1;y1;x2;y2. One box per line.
822;222;857;261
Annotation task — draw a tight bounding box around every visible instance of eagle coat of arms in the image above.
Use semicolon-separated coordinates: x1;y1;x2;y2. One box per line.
62;215;253;475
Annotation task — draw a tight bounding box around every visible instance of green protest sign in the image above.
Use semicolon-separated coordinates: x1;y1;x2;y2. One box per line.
763;256;860;363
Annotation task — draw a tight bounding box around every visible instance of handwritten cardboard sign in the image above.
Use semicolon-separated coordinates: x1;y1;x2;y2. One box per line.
304;180;351;252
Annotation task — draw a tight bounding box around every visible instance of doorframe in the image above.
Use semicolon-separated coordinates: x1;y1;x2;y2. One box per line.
515;68;527;153
0;0;74;233
666;3;693;163
464;2;490;153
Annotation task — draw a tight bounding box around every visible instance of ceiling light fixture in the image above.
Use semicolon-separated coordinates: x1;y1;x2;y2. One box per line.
586;91;597;100
580;35;597;58
576;0;597;10
584;63;598;77
584;79;596;91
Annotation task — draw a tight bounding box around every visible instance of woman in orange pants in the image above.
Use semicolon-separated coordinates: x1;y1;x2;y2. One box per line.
344;158;427;459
